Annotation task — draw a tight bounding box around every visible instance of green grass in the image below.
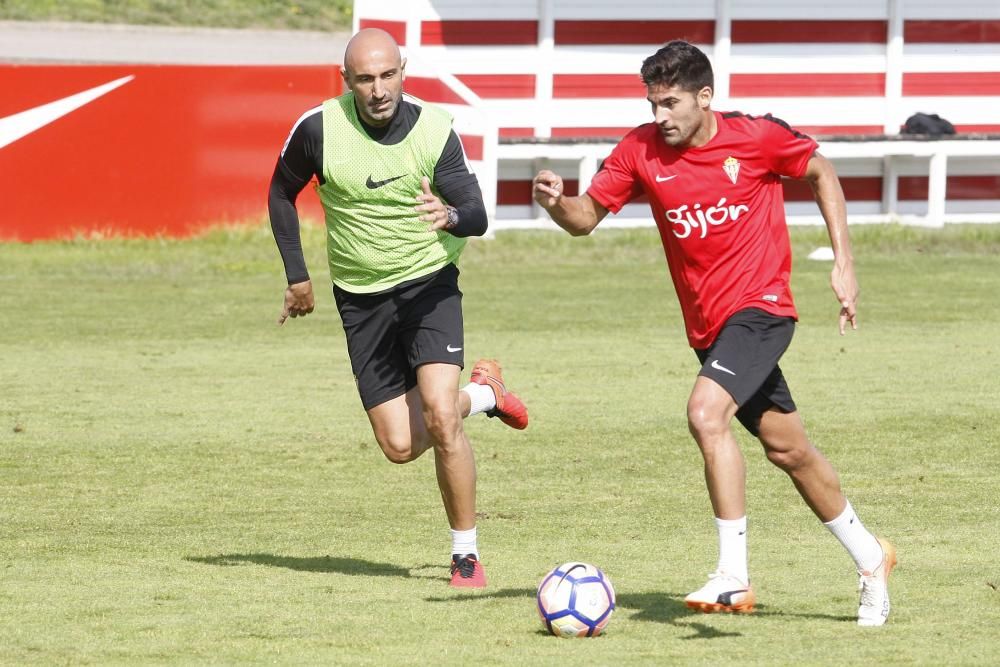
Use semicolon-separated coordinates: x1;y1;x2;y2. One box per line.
1;223;999;664
0;0;351;31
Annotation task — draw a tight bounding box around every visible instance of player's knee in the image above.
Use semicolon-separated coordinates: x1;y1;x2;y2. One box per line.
422;402;462;445
764;442;810;471
381;444;416;464
687;398;728;442
376;435;419;464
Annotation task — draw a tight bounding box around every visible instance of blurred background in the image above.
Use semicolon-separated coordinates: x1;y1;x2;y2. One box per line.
2;0;998;240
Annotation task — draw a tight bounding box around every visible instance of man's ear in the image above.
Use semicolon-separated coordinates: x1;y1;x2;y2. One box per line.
698;86;713;110
400;57;407;81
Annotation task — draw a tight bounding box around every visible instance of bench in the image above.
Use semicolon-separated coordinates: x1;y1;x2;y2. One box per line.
352;0;1000;227
495;134;1000;228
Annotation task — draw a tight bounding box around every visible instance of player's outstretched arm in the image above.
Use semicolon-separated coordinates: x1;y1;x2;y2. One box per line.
532;169;609;236
804;152;859;335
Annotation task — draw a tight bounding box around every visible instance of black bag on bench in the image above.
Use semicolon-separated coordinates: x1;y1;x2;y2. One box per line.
902;113;956;136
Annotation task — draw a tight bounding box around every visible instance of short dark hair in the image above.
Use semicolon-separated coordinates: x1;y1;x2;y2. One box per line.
640;40;714;93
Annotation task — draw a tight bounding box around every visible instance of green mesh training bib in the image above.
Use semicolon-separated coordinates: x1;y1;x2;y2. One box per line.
318;93;465;293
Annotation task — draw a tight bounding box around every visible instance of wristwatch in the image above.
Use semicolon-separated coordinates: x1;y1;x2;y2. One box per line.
444;205;459;230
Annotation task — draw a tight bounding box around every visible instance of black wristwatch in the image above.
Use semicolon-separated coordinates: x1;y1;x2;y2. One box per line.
444;205;459;230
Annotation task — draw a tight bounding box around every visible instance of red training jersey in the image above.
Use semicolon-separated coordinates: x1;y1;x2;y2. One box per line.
587;110;818;349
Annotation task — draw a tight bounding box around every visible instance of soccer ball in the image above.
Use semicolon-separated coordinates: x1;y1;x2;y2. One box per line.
536;562;616;637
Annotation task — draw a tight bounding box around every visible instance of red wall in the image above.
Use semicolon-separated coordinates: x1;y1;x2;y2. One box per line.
0;64;341;241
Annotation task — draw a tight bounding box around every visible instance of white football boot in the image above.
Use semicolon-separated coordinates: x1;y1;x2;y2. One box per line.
857;537;897;626
684;571;755;613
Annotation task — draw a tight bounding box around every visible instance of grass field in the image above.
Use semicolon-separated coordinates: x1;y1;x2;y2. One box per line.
0;0;351;31
2;223;999;664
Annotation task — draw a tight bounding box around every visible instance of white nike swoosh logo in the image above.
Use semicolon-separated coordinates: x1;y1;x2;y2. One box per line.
0;75;134;150
446;345;462;352
711;359;736;376
655;174;678;182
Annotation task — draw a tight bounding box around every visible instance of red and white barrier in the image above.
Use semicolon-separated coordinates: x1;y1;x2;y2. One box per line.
355;0;1000;137
391;64;497;230
354;0;1000;226
3;5;999;239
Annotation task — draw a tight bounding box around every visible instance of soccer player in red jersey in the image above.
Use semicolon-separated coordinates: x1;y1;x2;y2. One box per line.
532;40;895;626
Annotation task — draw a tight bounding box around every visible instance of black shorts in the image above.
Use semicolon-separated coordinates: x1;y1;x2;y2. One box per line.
695;308;797;437
333;263;464;411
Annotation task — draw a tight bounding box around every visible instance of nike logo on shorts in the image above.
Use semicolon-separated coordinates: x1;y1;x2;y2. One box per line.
447;344;462;353
711;359;736;376
655;174;678;182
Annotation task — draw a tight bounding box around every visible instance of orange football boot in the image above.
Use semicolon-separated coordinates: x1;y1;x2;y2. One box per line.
470;359;528;430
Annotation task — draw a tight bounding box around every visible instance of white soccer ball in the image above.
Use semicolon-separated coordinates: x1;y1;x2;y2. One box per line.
536;562;616;637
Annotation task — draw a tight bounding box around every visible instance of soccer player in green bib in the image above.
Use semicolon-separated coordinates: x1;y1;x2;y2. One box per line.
267;28;528;588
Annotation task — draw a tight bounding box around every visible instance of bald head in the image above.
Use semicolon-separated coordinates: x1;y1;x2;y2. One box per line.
341;28;406;127
343;28;402;74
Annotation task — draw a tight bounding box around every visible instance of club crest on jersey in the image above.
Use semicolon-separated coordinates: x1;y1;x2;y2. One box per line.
723;156;741;184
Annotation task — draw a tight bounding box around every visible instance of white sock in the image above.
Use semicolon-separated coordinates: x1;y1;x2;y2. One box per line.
450;526;478;558
461;383;496;417
823;500;883;572
715;516;749;583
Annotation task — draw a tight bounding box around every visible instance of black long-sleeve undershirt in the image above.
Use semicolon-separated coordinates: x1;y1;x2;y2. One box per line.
267;99;488;285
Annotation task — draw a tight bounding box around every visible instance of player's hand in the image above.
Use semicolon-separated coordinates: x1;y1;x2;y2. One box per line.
533;170;564;209
415;177;452;231
830;262;859;335
278;279;315;325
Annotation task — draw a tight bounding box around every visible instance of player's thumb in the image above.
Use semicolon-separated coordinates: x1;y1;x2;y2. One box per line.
421;176;432;195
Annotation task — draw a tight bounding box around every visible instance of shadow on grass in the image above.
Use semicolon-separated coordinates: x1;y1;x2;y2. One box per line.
619;592;700;624
426;588;742;639
427;588;852;638
424;587;537;603
623;592;853;628
755;609;855;623
624;592;853;624
186;553;437;579
191;556;855;630
620;592;744;639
